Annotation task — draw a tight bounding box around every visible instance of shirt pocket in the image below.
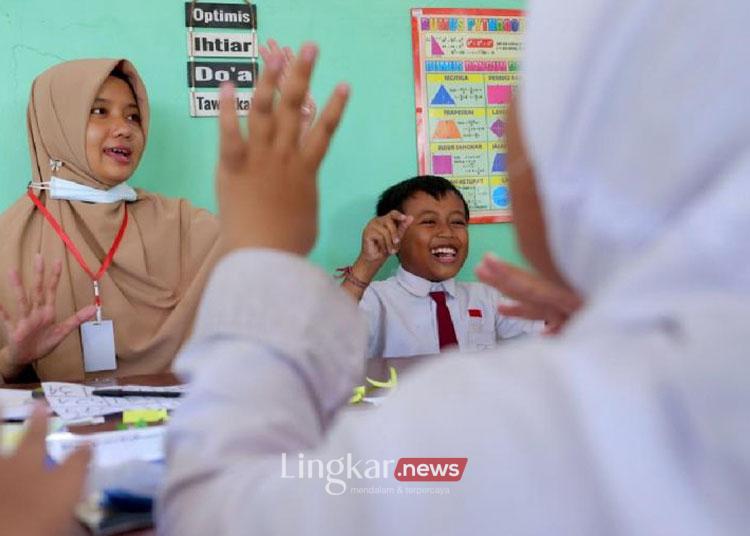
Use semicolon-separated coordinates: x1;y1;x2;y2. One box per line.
466;314;495;350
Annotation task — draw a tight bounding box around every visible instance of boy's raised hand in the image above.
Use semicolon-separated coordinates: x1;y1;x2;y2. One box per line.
216;44;349;256
360;211;414;264
339;211;413;301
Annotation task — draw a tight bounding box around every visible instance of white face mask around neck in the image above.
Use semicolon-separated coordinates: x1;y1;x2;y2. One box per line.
30;176;137;204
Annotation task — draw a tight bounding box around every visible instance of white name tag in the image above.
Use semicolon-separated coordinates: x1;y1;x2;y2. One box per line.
81;320;117;372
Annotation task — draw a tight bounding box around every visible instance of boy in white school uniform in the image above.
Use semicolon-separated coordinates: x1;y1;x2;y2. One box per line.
340;175;539;358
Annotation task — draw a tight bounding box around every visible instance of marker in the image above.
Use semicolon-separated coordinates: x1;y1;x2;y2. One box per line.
91;389;183;398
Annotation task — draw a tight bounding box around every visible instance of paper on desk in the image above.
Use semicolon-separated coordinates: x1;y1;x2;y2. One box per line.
0;388;35;421
46;426;165;466
1;417;66;456
42;382;186;422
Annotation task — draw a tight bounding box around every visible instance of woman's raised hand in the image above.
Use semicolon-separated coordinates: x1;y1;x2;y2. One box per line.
0;254;96;376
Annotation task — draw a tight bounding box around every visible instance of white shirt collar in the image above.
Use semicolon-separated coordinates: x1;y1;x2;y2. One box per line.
395;265;457;298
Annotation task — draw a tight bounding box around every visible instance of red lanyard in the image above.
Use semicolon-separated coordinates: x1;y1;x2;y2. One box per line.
26;188;128;315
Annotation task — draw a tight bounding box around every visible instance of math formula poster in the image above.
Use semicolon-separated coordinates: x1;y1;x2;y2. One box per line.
411;8;525;223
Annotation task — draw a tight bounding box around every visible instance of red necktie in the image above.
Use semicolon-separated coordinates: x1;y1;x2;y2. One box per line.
429;291;458;350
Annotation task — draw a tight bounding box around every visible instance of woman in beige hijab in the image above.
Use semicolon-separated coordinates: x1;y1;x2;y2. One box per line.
0;58;220;383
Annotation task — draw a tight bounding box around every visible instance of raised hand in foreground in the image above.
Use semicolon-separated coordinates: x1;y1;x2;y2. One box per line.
0;405;90;536
259;38;318;132
476;253;583;334
216;43;349;256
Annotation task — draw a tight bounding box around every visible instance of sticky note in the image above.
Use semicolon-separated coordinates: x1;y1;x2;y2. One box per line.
122;409;168;425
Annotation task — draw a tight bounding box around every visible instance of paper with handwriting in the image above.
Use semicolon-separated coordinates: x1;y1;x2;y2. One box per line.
42;382;186;422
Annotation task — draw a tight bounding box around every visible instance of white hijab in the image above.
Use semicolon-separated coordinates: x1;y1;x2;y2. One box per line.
519;3;750;529
521;0;750;307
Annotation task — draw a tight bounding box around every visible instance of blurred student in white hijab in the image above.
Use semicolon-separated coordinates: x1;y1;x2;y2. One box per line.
158;0;750;534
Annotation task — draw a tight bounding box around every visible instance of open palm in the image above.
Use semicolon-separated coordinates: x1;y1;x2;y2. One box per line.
0;255;96;371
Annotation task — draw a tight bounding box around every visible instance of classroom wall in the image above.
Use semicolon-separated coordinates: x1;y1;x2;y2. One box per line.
0;0;525;280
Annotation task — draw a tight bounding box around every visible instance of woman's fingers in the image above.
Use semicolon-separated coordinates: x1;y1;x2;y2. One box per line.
8;269;30;318
31;254;45;309
45;260;63;307
53;305;97;341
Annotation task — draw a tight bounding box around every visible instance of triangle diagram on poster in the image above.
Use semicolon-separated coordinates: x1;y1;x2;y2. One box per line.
431;85;455;105
431;36;445;56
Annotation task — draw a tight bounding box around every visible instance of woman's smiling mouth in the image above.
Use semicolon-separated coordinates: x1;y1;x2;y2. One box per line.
103;146;132;164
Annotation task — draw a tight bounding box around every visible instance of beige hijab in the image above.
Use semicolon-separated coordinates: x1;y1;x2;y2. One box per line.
0;58;220;382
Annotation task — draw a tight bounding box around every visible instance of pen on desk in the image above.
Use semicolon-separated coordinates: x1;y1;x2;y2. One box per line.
91;389;183;398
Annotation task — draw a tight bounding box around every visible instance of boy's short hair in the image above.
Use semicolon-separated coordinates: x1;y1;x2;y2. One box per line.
376;175;470;220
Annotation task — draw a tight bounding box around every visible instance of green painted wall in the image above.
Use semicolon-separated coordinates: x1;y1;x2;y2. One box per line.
0;0;525;280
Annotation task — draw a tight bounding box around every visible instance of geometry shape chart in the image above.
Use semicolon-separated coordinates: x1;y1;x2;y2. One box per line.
491;153;507;172
490;119;505;138
431;85;455;105
431;36;445;56
432;155;454;175
432;120;462;139
487;85;512;105
492;186;509;208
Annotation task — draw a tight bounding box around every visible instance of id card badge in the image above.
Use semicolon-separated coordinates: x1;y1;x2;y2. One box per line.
80;320;117;372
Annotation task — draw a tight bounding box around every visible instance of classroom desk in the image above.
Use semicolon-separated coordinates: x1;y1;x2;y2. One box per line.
5;373;179;536
6;361;435;535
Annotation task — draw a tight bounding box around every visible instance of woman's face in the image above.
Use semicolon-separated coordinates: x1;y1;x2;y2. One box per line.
85;75;145;185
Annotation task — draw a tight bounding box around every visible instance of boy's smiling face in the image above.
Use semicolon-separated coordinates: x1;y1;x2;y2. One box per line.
398;191;469;282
